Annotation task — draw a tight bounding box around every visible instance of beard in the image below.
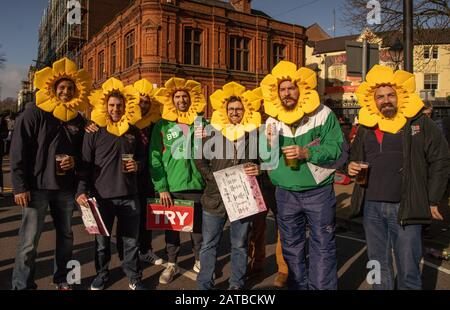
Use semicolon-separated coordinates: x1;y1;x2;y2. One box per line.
281;97;297;110
380;103;398;119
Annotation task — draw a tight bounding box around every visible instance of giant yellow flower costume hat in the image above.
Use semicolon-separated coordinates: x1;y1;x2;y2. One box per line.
33;57;91;122
356;65;424;134
132;79;161;129
260;60;320;125
89;77;141;136
154;77;206;125
210;82;261;141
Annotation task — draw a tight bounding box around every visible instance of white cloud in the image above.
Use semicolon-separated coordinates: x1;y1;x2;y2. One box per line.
0;64;28;99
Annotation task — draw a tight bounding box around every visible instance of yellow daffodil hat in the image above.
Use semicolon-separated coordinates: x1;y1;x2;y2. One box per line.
33;57;91;122
356;65;424;133
260;60;320;125
154;77;206;125
89;77;141;136
210;82;262;141
132;79;161;129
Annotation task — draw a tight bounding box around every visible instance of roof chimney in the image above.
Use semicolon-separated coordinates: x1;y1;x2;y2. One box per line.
229;0;252;14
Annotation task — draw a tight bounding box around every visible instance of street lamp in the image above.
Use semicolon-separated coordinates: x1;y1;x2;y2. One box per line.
388;38;403;70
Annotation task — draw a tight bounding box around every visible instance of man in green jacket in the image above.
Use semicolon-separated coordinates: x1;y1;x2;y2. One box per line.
260;61;344;290
151;77;206;284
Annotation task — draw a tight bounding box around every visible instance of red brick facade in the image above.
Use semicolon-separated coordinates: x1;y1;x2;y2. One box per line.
82;0;307;116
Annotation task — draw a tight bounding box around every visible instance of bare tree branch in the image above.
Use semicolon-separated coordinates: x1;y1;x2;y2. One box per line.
340;0;449;37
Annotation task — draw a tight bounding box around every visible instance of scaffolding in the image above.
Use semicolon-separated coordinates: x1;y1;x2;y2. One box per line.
37;0;88;69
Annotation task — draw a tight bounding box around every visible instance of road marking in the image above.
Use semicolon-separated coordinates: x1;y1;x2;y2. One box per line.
337;245;367;278
421;259;450;275
337;234;450;276
336;234;366;243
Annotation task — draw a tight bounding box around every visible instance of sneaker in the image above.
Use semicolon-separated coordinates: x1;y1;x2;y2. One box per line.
129;281;147;290
139;250;163;265
90;276;108;290
159;263;178;284
56;282;73;290
273;272;288;288
228;285;242;290
193;260;201;273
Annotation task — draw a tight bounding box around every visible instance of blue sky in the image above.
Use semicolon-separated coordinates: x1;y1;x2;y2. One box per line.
0;0;351;99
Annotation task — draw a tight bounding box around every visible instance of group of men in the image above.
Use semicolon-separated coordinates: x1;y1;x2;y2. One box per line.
9;57;449;291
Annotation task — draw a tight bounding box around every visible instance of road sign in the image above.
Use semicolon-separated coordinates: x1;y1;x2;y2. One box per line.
346;41;379;77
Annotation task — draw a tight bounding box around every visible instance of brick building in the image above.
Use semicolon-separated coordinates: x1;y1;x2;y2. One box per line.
82;0;307;115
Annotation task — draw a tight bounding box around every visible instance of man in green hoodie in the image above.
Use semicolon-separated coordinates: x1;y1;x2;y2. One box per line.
151;77;206;284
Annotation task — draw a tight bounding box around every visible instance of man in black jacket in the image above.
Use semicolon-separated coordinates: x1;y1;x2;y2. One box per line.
348;69;450;289
11;79;85;290
76;90;146;290
195;95;260;290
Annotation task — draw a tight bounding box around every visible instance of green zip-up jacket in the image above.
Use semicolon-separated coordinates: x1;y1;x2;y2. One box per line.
150;118;205;193
261;104;344;192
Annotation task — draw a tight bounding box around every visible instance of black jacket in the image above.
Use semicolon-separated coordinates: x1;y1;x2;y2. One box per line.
76;126;145;200
348;114;450;226
194;130;259;217
10;105;85;194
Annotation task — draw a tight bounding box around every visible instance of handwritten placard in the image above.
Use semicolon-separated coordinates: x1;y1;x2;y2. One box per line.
213;164;267;222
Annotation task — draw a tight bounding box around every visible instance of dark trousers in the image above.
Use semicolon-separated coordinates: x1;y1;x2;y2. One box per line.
138;195;154;253
276;185;337;290
117;195;154;260
12;190;74;289
165;191;203;263
95;196;142;283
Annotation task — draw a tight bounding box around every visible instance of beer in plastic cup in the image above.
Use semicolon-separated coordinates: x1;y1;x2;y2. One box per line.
122;154;134;173
283;154;299;170
355;161;369;186
55;154;68;176
281;146;300;170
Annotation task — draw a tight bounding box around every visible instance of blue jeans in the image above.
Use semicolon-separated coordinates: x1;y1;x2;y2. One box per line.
276;185;337;290
363;200;422;290
197;211;251;290
12;190;75;290
95;196;142;283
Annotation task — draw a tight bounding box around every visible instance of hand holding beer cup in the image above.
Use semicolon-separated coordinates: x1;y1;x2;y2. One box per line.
122;154;137;173
281;145;309;170
55;154;74;175
348;161;369;186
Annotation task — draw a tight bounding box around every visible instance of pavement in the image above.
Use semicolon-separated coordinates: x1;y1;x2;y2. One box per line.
1;157;450;290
